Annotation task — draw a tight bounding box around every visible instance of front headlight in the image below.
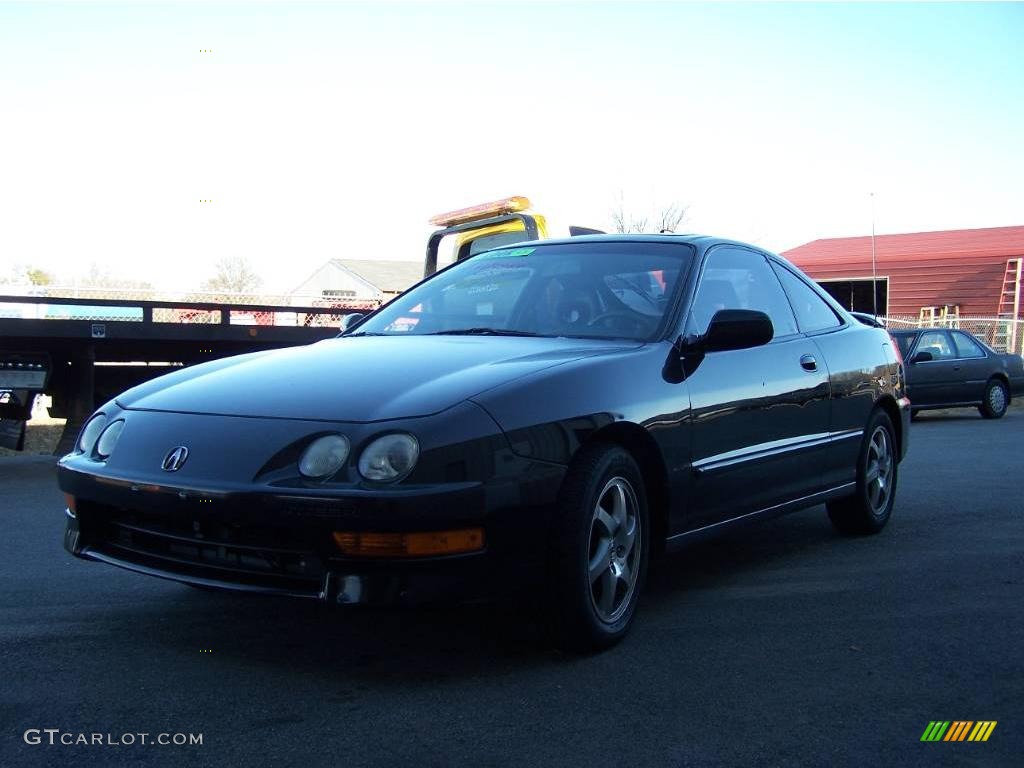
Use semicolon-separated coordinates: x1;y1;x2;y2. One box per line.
77;413;107;454
298;434;350;479
95;419;125;458
358;433;419;482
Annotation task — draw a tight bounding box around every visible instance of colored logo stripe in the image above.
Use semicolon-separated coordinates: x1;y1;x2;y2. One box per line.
968;722;997;742
920;721;996;742
944;721;972;741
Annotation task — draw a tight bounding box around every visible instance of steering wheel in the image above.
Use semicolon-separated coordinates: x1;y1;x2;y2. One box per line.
587;310;655;335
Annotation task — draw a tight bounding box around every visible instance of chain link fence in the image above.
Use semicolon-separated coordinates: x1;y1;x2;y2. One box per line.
881;315;1024;355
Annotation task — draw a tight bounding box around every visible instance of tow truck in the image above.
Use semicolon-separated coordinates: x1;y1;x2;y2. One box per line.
423;195;603;277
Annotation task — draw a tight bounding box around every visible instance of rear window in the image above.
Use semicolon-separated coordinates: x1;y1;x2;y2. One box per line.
465;230;531;257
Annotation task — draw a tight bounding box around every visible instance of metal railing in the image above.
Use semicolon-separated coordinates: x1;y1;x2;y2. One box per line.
0;283;376;307
0;292;380;328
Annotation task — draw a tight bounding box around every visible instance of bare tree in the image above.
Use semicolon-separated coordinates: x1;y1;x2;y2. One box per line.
655;202;687;234
610;192;687;233
201;257;263;294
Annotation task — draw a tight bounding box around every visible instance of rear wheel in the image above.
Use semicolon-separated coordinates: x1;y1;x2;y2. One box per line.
546;443;649;652
827;410;897;535
979;379;1009;419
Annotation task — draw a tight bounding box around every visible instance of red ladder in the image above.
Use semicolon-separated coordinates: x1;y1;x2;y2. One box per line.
995;258;1021;353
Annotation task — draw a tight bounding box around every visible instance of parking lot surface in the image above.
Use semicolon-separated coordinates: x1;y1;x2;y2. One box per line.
2;409;1022;767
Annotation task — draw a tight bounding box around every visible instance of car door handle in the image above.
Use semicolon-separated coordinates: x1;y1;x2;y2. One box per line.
800;354;817;372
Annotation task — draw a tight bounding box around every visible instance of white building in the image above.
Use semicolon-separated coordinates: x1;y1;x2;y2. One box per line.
291;259;424;304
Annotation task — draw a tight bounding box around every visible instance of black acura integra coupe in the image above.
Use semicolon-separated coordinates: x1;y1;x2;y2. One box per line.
59;236;910;649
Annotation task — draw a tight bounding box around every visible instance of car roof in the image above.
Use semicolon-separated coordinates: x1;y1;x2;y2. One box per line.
486;233;778;255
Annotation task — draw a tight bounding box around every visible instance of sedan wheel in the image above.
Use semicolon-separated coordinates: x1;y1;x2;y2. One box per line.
979;379;1009;419
547;443;649;651
827;410;898;534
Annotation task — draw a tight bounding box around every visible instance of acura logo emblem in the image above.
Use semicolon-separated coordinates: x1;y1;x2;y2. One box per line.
162;446;189;472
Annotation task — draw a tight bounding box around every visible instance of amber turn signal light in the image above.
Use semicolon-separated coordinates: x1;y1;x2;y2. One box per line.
63;493;77;514
332;528;485;558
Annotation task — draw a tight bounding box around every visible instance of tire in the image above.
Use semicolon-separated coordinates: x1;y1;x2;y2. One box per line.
979;379;1009;419
546;443;649;652
827;410;898;535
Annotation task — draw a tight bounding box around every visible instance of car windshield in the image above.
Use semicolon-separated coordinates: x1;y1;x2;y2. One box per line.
351;241;692;341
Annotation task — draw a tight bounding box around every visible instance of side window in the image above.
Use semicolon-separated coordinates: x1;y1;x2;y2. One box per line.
916;330;955;360
770;263;842;333
688;247;798;337
894;334;915;359
951;331;986;358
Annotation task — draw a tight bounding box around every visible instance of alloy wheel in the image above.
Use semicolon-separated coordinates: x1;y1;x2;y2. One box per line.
865;426;893;516
587;477;641;623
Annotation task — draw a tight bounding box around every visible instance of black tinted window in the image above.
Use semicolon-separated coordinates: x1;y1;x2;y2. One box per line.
356;241;691;341
894;334;915;359
688;247;797;337
771;263;842;333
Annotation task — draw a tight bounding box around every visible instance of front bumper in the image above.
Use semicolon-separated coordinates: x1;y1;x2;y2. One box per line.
59;462;563;606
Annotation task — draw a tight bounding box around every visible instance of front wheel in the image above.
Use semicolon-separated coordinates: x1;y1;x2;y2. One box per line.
979;379;1009;419
546;443;649;652
827;410;898;535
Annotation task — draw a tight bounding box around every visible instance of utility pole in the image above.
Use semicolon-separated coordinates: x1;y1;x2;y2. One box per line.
870;192;878;317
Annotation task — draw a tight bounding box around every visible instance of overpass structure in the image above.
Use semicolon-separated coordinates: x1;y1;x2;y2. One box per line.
0;294;366;452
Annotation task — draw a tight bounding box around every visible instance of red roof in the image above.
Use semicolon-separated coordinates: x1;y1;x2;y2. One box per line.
783;225;1024;265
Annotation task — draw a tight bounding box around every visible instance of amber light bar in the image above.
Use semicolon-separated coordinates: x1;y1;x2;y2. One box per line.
332;528;485;558
428;196;531;227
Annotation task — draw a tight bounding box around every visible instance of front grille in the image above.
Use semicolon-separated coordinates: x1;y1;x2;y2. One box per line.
83;505;326;594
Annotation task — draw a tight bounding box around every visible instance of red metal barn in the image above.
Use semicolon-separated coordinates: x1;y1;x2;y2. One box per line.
782;226;1024;320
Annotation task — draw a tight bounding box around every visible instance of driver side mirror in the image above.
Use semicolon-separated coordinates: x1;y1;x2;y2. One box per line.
910;350;933;364
338;312;365;333
698;309;774;352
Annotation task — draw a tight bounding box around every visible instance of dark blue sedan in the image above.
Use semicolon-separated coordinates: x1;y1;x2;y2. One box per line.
891;328;1024;418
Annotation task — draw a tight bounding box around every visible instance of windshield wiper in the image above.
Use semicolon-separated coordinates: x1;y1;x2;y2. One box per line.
428;327;543;337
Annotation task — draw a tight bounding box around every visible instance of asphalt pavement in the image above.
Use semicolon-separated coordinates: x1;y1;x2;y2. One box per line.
2;409;1022;767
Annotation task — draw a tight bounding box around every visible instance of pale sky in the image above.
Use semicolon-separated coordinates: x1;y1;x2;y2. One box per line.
1;1;1022;294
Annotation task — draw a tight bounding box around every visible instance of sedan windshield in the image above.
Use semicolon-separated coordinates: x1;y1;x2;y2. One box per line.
351;241;691;341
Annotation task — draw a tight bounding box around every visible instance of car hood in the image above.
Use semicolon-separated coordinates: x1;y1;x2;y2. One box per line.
117;335;641;422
